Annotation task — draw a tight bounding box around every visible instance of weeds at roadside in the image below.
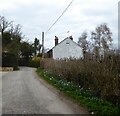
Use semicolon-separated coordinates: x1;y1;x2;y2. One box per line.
37;68;119;115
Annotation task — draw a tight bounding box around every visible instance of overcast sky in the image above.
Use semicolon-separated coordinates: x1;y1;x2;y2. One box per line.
0;0;119;49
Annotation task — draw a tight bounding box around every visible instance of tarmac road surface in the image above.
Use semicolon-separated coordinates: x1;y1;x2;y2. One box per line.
2;67;88;114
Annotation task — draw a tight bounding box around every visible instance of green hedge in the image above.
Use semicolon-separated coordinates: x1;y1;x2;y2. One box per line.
18;58;27;66
2;52;18;70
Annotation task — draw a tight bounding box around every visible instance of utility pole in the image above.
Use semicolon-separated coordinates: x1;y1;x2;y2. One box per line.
42;32;44;58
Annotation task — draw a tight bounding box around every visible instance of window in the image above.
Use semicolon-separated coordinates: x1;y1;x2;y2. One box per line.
66;42;70;45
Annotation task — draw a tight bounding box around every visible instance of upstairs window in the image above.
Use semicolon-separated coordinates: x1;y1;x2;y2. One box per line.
66;42;70;45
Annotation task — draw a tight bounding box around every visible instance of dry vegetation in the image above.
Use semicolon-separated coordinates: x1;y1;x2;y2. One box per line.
40;53;120;106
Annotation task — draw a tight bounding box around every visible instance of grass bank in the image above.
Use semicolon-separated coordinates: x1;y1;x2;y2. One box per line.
36;67;119;115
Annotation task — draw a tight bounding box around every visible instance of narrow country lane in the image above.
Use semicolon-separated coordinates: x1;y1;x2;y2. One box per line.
2;67;88;114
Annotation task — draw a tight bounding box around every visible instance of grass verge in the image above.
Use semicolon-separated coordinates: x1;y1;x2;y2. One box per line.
36;67;119;115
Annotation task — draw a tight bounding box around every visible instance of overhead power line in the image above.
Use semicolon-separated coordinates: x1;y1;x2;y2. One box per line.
45;0;74;34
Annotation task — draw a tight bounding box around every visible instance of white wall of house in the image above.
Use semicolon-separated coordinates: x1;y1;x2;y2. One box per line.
53;38;83;59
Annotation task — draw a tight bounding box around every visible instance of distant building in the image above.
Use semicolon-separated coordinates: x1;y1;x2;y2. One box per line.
46;36;83;59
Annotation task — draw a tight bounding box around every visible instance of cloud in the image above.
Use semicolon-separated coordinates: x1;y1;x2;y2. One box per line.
0;0;119;49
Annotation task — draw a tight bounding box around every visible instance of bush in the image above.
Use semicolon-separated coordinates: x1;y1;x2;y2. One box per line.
40;53;120;105
37;68;120;115
18;58;27;66
2;52;18;70
29;56;41;68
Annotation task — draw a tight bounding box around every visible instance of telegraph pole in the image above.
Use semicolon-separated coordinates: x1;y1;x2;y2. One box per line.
42;32;44;58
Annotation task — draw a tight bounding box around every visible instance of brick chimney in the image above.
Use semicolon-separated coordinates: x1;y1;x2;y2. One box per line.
55;36;58;46
69;36;73;40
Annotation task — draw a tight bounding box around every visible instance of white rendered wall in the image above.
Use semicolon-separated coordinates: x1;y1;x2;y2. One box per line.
53;38;83;59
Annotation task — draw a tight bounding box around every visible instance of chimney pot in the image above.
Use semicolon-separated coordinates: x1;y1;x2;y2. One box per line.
69;36;73;40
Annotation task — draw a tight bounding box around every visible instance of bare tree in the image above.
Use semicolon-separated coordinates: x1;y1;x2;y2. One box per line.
78;32;88;59
0;16;12;38
91;23;112;59
12;24;22;36
1;16;23;57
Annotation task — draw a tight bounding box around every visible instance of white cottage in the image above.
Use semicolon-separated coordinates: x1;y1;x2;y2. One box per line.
46;36;83;59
